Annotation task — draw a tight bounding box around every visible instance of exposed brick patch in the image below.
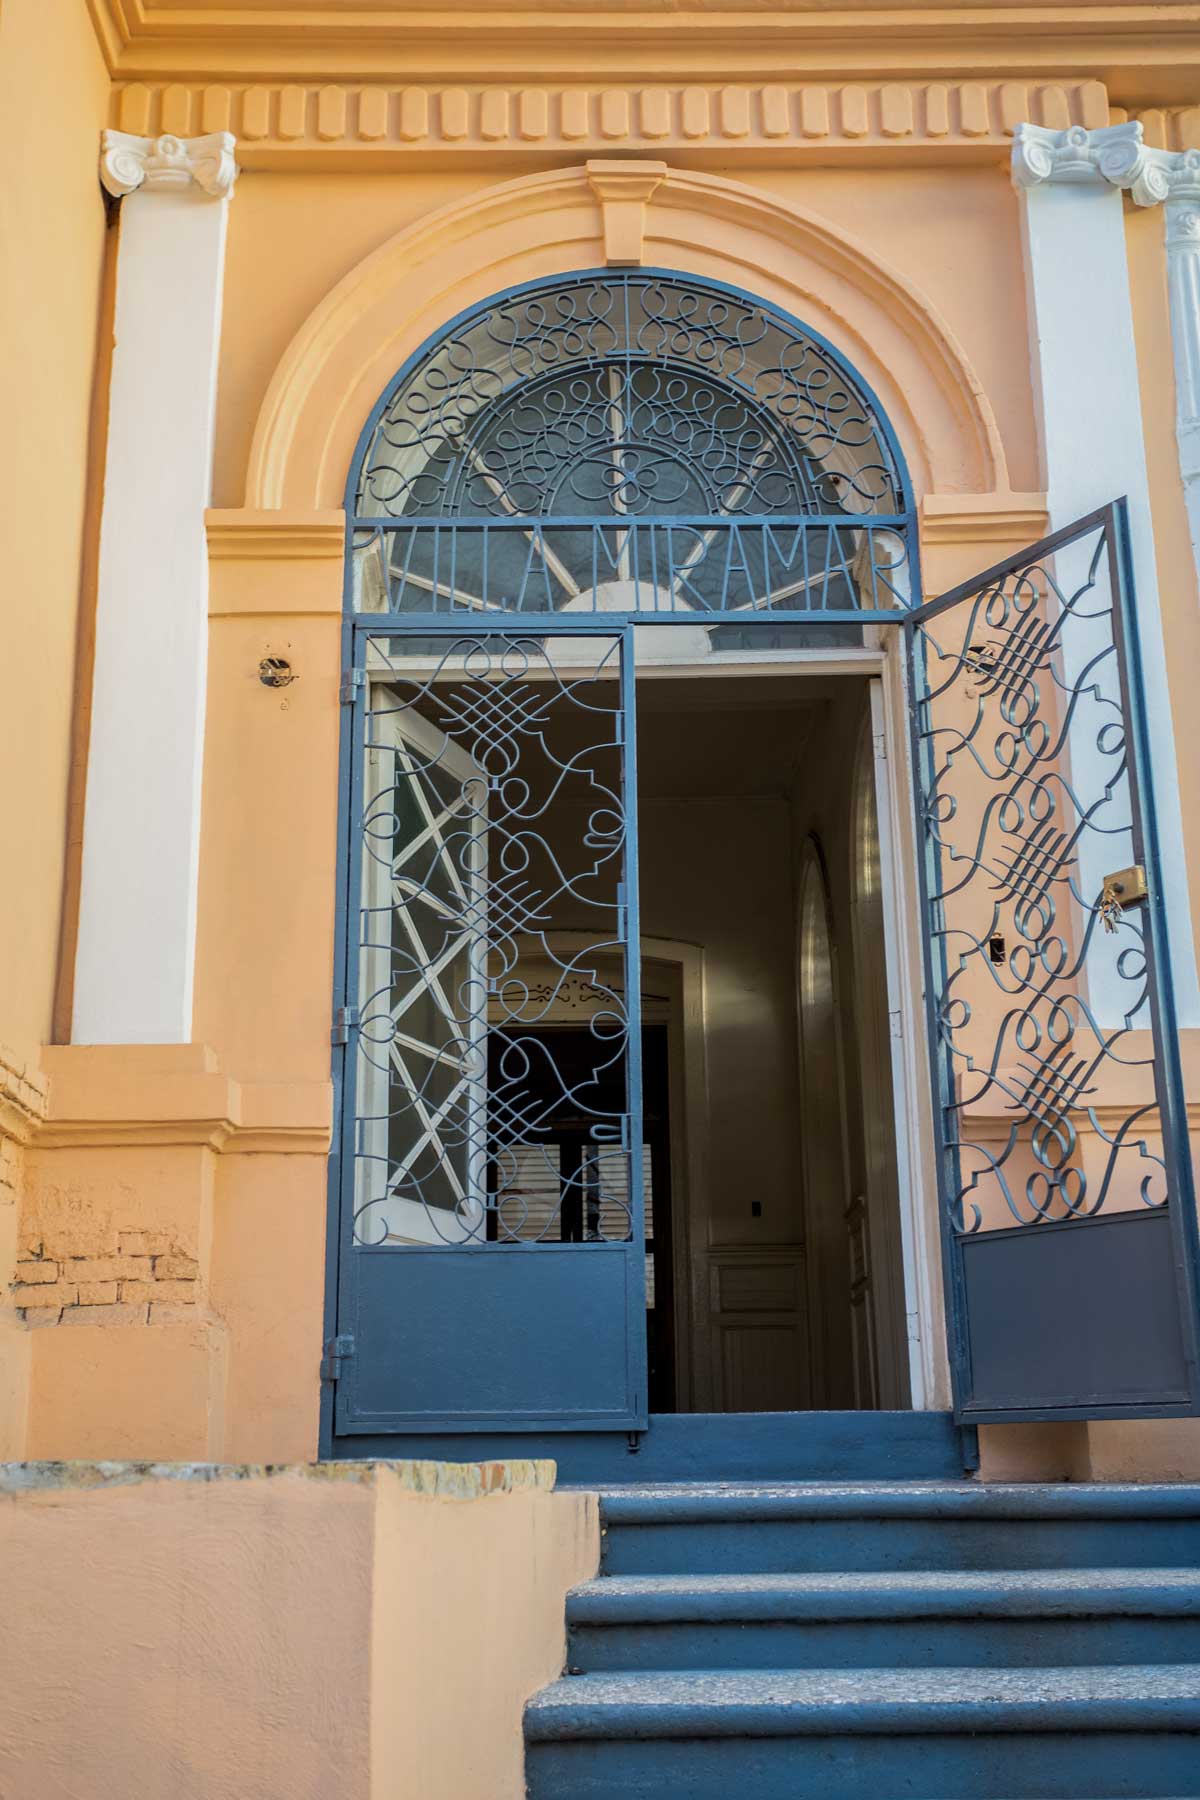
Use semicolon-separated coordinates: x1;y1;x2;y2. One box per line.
18;1282;78;1310
13;1260;60;1285
58;1303;149;1328
77;1282;120;1306
13;1236;199;1327
120;1280;198;1306
155;1254;200;1280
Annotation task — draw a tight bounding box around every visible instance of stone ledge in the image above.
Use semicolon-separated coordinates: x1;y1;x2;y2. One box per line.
0;1457;559;1497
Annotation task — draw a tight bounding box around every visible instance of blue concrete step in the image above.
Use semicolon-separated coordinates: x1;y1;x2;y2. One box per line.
599;1482;1200;1575
348;1410;969;1483
524;1664;1200;1799
567;1567;1200;1670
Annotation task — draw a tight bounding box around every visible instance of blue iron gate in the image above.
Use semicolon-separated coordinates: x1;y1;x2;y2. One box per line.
907;504;1200;1420
324;269;1200;1445
334;619;646;1431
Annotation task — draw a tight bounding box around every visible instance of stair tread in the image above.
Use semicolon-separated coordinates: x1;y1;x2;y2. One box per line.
569;1566;1200;1621
596;1481;1200;1520
525;1663;1200;1739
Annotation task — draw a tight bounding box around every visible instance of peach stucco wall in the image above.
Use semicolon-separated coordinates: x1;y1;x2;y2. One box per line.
0;0;109;1058
0;1459;599;1800
0;0;111;1464
6;5;1200;1482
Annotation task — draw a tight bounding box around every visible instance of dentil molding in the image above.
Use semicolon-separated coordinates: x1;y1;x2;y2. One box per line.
109;79;1109;168
100;128;238;198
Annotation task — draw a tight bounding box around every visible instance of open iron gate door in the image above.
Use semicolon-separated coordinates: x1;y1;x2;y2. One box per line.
332;619;647;1434
908;501;1200;1421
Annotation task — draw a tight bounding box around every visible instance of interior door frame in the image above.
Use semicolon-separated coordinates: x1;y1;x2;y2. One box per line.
634;642;951;1412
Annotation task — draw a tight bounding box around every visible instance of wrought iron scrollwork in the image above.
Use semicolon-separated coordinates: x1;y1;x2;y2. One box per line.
910;516;1171;1235
352;632;636;1249
355;273;902;524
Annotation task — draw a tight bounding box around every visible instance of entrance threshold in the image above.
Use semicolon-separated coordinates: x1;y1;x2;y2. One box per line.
330;1411;967;1483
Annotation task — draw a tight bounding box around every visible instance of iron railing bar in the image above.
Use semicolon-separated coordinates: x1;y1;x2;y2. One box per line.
909;503;1122;625
352;512;915;533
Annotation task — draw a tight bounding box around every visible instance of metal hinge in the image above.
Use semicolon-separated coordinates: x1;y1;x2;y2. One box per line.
889;1008;903;1039
873;729;887;760
331;1005;360;1045
322;1334;355;1382
339;668;365;704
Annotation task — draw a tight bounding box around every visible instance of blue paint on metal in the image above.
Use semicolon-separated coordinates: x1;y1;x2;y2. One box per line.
908;503;1200;1423
343;269;917;529
333;618;649;1434
323;269;923;1445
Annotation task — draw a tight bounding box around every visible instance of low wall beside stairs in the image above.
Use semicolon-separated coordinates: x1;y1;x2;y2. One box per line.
0;1457;599;1800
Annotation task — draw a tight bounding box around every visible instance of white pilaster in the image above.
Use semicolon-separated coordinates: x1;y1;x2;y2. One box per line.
72;133;236;1044
1166;197;1200;567
1012;123;1200;1025
1100;141;1200;605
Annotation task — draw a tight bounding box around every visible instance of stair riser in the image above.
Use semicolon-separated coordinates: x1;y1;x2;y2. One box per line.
602;1517;1200;1575
526;1729;1200;1799
568;1613;1200;1672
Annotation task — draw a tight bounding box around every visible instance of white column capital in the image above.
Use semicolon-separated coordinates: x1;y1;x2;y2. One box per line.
1012;121;1200;209
100;130;238;200
1011;121;1146;193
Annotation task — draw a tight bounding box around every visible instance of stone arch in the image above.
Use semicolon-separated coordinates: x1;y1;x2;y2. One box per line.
244;163;1010;511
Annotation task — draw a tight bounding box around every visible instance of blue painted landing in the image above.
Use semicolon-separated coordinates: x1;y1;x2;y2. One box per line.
524;1480;1200;1799
337;1408;967;1483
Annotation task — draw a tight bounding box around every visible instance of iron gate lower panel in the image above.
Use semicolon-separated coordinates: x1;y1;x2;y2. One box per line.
959;1209;1190;1417
342;1244;643;1428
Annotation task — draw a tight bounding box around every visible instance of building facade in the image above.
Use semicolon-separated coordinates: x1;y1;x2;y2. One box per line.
7;0;1200;1788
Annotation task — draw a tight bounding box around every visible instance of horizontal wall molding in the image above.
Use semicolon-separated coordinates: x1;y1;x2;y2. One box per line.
85;2;1200;88
35;1045;332;1154
112;79;1111;166
919;492;1049;546
205;509;346;562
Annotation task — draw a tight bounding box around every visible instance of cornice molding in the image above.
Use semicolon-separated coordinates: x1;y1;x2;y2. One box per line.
76;4;1200;89
99;128;238;197
110;78;1108;168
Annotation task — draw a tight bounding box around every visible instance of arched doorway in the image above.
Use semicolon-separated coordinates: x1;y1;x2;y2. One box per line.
324;268;1200;1458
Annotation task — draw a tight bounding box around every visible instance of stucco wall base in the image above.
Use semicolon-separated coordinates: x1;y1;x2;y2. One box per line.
979;1418;1200;1482
0;1458;598;1800
26;1320;229;1462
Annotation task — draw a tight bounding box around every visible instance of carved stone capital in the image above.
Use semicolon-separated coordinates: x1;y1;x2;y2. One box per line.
1011;121;1146;193
100;130;237;199
585;160;667;265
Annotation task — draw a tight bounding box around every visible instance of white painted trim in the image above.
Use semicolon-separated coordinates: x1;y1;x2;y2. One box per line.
1013;135;1200;1026
72;140;236;1044
1165;197;1200;598
871;663;952;1410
